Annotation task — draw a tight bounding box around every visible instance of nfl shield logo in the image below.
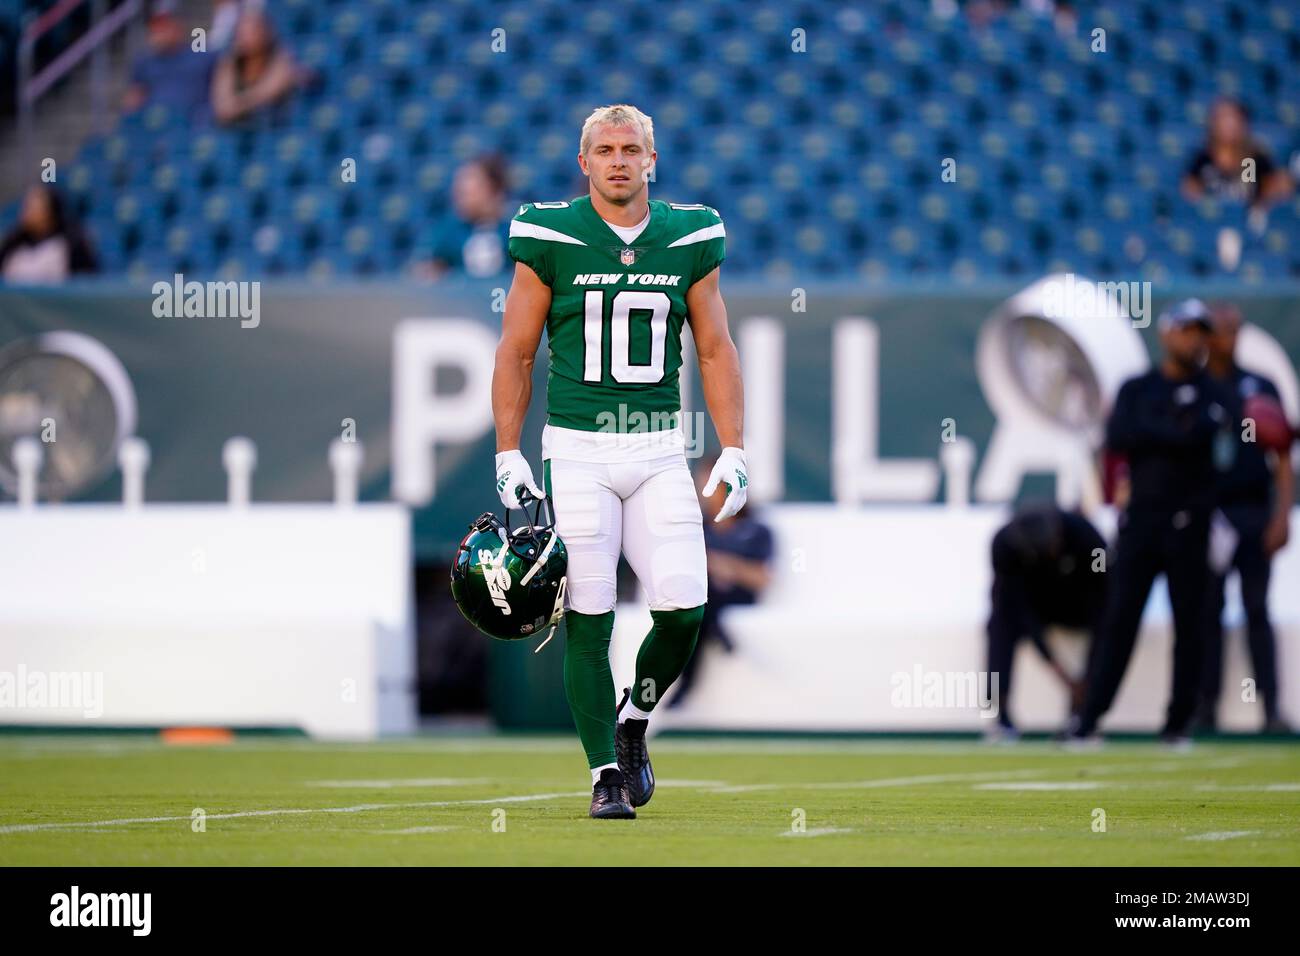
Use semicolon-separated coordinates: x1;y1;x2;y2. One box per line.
620;247;636;266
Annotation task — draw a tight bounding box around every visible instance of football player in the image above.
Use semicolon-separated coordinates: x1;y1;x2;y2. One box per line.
492;104;747;819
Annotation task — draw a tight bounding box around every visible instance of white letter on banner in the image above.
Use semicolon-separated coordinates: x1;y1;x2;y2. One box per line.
392;319;496;505
832;318;939;502
738;318;784;502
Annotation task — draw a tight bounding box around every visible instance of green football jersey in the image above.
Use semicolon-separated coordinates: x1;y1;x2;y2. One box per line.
507;195;725;432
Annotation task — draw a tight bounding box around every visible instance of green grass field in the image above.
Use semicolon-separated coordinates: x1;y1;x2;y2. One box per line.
1;734;1297;865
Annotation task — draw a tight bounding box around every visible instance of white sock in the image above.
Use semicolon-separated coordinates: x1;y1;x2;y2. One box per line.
591;762;618;784
619;700;652;723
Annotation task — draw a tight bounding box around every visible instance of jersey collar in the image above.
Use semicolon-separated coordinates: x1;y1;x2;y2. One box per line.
576;195;665;260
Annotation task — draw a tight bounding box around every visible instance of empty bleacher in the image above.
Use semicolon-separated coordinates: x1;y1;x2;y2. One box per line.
8;0;1300;282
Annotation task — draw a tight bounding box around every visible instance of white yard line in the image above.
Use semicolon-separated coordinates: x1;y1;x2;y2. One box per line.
0;791;588;835
706;768;1052;793
1185;831;1260;842
779;827;854;837
655;779;732;788
0;769;1089;833
974;781;1104;790
699;756;1243;794
1197;758;1251;769
305;778;492;789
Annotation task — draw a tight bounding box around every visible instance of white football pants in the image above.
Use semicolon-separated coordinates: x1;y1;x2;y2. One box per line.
545;453;707;614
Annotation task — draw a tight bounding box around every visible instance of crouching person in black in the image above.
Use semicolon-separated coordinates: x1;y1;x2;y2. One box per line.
987;505;1108;740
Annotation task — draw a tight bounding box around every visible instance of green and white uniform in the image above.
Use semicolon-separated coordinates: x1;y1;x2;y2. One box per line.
508;194;723;613
507;195;723;775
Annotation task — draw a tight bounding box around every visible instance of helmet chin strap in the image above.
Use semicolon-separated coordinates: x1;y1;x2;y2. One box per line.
507;491;565;652
533;576;567;654
519;528;559;585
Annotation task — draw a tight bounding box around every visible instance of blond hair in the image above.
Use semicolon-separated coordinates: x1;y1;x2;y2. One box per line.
579;104;655;156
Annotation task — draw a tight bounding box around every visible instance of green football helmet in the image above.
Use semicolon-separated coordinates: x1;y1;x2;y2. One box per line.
450;490;568;643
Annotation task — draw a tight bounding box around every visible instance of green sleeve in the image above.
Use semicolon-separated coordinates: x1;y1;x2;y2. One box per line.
507;206;555;285
696;233;726;284
694;209;726;284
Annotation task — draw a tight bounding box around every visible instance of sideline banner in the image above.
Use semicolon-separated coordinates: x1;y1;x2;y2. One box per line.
1;279;1296;558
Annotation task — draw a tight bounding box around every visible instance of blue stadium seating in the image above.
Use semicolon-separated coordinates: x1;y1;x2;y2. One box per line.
7;0;1299;280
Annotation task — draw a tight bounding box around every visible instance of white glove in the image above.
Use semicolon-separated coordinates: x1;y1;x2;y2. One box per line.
703;446;748;523
495;449;545;510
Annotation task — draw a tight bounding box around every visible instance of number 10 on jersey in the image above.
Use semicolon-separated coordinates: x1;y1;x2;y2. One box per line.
583;289;671;385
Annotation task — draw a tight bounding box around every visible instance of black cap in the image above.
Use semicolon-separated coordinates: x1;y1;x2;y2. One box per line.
1157;298;1212;332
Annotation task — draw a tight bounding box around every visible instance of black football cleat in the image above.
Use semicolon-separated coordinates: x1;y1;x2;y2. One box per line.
615;687;655;808
589;767;635;819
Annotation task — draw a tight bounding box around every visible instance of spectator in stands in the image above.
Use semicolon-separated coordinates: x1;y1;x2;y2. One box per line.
122;0;215;122
209;0;249;53
667;454;774;710
211;8;304;126
1181;98;1294;212
412;155;513;280
0;185;98;283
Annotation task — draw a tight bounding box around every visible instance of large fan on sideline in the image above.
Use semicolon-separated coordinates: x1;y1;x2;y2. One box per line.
0;331;137;501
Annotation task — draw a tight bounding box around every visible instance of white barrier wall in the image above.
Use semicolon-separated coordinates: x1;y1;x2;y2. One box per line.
613;504;1300;733
4;501;1293;736
0;504;414;739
